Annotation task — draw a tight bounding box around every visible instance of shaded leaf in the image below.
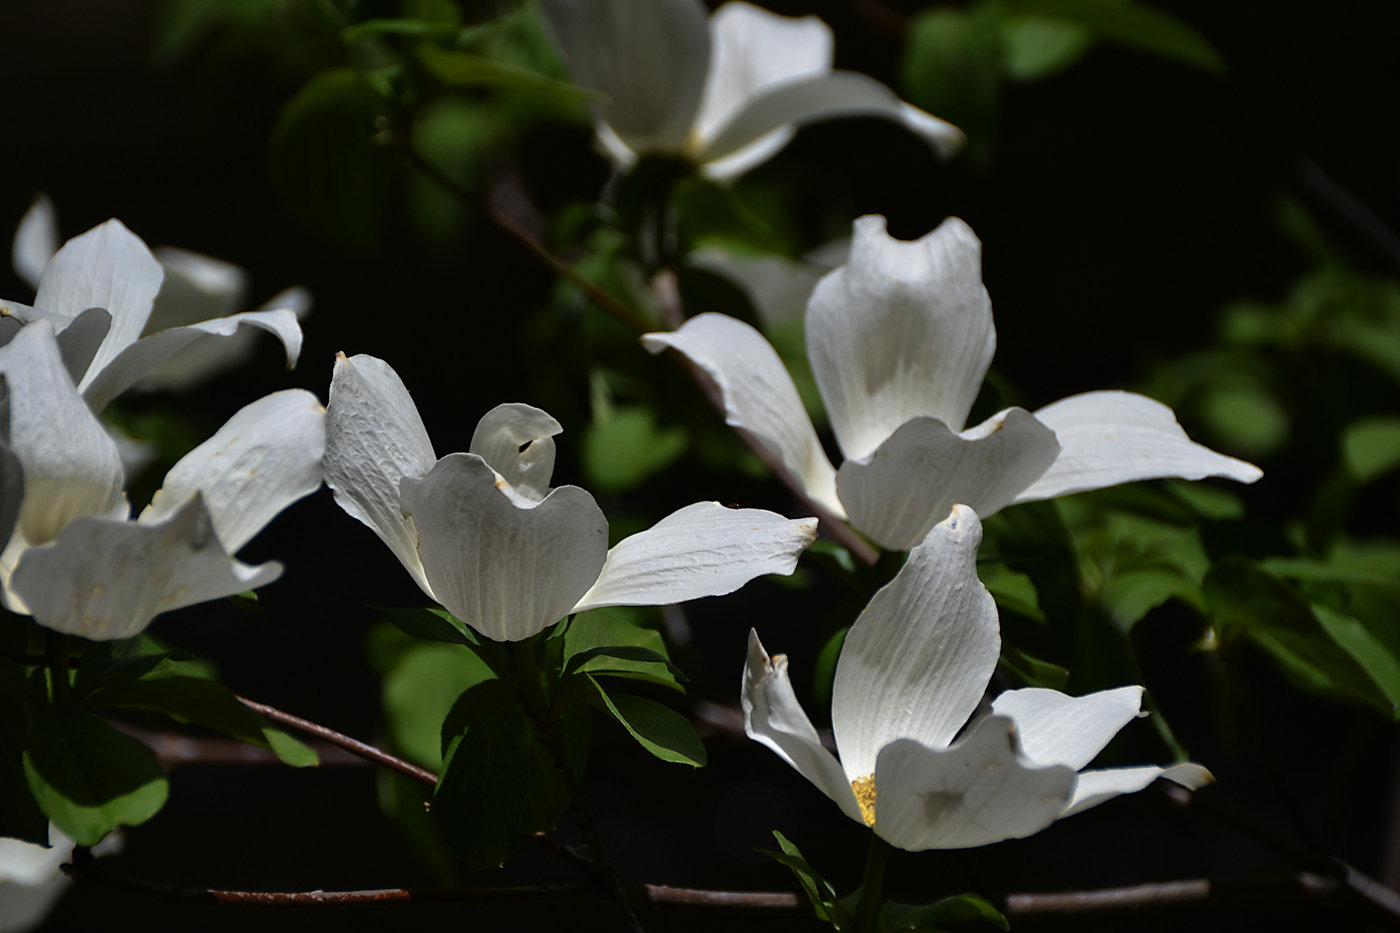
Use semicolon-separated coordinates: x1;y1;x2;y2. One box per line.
562;610;681;691
1003;0;1224;72
24;709;168;845
583;676;705;766
0;695;48;843
881;892;1009;931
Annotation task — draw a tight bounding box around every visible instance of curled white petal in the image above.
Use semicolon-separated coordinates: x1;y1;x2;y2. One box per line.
835;408;1060;550
11;194;58;292
643;313;841;514
468;403;561;502
1061;762;1213;818
990;686;1144;771
807;216;993;461
1014;390;1263;503
741;630;863;823
141;389;325;553
572;502;816;612
832;505;998;779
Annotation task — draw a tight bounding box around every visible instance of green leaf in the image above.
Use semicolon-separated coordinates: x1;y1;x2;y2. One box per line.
268;68;393;252
561;646;687;685
998;15;1093;82
383;642;495;770
583;676;706;766
434;679;577;868
998;644;1070;690
562;610;682;691
581;406;688;494
1002;0;1224;72
378;605;480;647
1343;416;1400;483
880;893;1009;931
901;7;1003;165
980;562;1044;622
24;709;168;845
761;830;847;926
1204;560;1396;717
85;676;317;767
418;44;592;100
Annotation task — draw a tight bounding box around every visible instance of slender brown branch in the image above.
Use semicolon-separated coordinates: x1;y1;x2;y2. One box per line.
1294;157;1400;271
117;725;372;771
399;144;654;334
235;695;438;788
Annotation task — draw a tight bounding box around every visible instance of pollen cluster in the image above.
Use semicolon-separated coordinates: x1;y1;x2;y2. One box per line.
852;774;877;827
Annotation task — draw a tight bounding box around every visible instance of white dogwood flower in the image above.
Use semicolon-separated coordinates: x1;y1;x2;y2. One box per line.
323;352;817;642
743;505;1209;850
539;0;963;181
645;216;1262;550
0;320;325;639
3;204;304;412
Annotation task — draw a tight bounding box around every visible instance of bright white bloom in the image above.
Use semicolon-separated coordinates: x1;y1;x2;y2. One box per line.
3;202;305;412
0;826;74;933
645;216;1262;550
744;505;1209;850
539;0;964;181
323;352;818;642
0;320;325;639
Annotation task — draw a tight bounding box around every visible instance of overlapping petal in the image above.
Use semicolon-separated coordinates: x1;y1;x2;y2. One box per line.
400;453;609;643
807;217;994;461
140;389;325;553
10;194;57;292
0;321;125;551
642;313;841;514
324;352;437;592
572;502;817;612
990;686;1145;771
1013;390;1264;503
872;719;1076;851
469;403;561;503
539;0;710;153
834;409;1060;550
832;504;998;779
1061;762;1212;818
10;494;282;641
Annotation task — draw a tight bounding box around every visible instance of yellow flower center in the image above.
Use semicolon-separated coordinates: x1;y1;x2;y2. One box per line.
852;774;877;827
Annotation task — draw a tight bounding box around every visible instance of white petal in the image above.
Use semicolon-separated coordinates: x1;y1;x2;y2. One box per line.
0;322;125;549
873;717;1077;850
835;409;1060;550
80;308;303;412
468;403;561;502
694;71;964;179
0;445;22;555
572;502;817;612
539;0;711;155
12;193;58;292
323;353;437;594
741;630;864;823
688;246;839;327
34;219;163;388
400;453;609;642
807;217;994;461
643;313;842;514
1014;390;1264;503
832;505;998;779
1060;762;1212;818
141;389;325;553
691;2;831;179
990;686;1144;771
11;494;282;641
52;308;112;387
0;825;73;933
149;246;248;329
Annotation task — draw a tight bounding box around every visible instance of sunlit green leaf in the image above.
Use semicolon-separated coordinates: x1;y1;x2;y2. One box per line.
998;15;1093;81
24;709;169;845
383;642;495;770
581;406;688;493
901;7;1003;165
562;610;681;691
1342;416;1400;483
583;676;705;766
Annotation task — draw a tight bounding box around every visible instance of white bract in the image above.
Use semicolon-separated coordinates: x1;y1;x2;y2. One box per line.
744;505;1209;850
0;320;325;640
645;216;1263;550
539;0;964;181
4;200;305;412
0;826;75;933
323;352;818;642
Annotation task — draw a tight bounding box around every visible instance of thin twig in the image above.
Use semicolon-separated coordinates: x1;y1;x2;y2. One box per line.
1294;157;1400;272
117;725;371;771
399;144;654;334
235;696;438;788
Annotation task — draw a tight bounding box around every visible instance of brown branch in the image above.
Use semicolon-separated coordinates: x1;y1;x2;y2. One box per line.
1294;157;1400;272
235;696;438;788
117;725;372;771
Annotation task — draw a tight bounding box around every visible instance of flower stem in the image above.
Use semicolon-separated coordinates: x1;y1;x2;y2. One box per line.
856;832;891;933
46;631;72;707
509;639;646;932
